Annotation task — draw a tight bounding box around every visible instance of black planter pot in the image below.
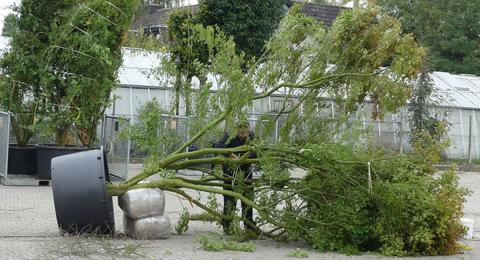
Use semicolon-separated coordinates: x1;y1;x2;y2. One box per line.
8;144;37;175
36;145;87;180
51;148;115;235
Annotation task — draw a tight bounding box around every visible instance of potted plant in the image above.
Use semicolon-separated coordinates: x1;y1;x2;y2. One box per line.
0;3;49;176
0;0;92;178
31;0;137;180
2;80;40;175
8;112;38;176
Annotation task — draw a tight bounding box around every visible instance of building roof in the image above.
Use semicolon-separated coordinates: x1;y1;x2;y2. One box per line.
136;2;346;29
133;5;199;29
119;48;480;110
431;72;480;109
294;3;346;27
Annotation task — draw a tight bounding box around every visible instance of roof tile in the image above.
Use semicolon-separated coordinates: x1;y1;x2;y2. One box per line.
135;2;346;29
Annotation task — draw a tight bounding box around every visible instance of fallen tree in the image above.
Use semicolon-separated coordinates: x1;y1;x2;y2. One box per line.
108;5;467;256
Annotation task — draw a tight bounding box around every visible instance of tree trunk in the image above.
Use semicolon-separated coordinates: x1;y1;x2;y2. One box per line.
199;76;207;88
11;114;34;147
185;75;193;116
56;126;70;147
77;127;91;147
174;72;182;116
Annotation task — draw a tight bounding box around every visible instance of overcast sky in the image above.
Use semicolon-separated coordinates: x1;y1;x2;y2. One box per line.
0;0;19;35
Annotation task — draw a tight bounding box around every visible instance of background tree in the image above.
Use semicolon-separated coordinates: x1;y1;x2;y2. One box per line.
197;0;288;60
166;8;208;115
409;64;436;138
42;0;138;147
377;0;480;75
164;0;289;116
407;61;450;173
0;0;77;146
1;13;18;37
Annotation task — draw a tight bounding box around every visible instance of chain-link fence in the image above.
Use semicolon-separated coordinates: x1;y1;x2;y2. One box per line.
0;112;10;180
100;115;130;181
2;112;130;182
124;105;480;162
126;113;290;162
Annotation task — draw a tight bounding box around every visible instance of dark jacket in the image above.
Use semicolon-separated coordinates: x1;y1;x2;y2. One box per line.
215;132;256;174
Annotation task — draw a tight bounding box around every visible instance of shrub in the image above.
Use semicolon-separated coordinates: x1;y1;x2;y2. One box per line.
286;144;468;256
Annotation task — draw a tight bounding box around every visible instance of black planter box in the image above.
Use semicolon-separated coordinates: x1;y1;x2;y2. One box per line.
36;145;87;180
8;145;37;175
51;148;115;235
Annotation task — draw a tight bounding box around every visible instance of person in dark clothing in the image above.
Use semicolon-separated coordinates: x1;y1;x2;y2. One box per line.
215;120;256;234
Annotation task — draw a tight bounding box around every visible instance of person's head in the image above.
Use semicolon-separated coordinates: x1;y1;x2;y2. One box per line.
236;121;250;141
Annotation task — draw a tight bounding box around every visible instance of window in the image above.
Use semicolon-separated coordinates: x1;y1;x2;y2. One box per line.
271;100;294;113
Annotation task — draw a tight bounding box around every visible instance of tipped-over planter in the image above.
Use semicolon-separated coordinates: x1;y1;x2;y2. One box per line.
37;145;87;180
8;144;37;175
51;148;115;235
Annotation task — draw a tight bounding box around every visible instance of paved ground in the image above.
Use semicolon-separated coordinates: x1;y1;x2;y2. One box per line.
0;165;480;259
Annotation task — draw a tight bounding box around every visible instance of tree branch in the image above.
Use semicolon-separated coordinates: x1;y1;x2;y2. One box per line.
253;72;375;101
172;109;231;155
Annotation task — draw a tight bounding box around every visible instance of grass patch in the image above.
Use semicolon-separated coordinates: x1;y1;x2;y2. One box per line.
197;234;256;252
287;248;309;258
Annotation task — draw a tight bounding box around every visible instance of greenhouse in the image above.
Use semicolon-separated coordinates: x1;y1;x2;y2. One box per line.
1;35;479;160
111;48;480;160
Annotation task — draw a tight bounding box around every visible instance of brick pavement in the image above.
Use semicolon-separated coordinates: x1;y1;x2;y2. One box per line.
0;166;479;259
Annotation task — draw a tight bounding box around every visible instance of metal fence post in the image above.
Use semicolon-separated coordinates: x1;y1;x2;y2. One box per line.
460;109;467;156
473;110;479;159
399;112;403;154
468;115;473;164
275;119;279;142
392;114;397;145
0;112;11;180
126;118;131;175
331;100;335;118
101;114;106;147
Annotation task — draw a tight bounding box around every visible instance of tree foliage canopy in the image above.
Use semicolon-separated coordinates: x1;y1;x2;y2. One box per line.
197;0;289;59
167;8;208;79
378;0;480;75
1;0;138;147
42;0;137;146
0;0;77;146
1;13;18;37
106;6;468;256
